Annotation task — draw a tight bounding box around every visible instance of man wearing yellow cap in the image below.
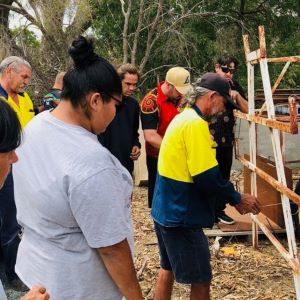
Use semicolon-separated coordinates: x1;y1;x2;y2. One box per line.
140;67;192;208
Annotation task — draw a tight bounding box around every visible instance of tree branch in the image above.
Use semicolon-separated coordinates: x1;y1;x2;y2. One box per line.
0;3;46;35
140;64;174;79
131;0;144;65
27;0;43;26
66;1;97;36
140;0;163;73
120;0;132;63
0;0;13;28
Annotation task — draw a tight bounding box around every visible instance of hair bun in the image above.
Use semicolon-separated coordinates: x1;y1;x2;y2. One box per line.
68;36;98;68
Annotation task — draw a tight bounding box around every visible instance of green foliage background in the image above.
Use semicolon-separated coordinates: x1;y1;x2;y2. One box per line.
4;0;300;98
91;0;300;95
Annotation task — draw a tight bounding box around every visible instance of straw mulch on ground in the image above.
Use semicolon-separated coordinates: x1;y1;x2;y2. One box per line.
133;170;297;299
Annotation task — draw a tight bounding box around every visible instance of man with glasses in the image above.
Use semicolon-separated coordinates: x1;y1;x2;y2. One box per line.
210;56;248;225
140;67;192;208
0;56;34;292
151;73;260;300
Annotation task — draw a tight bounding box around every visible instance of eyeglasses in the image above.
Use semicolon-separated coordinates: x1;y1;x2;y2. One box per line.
102;93;122;104
110;94;122;104
221;65;236;74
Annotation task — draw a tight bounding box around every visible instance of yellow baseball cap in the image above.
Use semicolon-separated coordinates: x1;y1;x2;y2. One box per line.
165;67;192;95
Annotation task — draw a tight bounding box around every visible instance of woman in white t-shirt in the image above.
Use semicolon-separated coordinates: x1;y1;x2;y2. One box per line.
13;37;142;300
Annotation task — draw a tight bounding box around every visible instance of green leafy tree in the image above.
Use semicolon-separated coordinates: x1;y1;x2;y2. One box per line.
11;27;40;48
1;0;299;98
0;0;94;98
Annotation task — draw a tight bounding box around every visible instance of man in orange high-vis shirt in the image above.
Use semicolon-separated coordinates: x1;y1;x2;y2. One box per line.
0;56;34;292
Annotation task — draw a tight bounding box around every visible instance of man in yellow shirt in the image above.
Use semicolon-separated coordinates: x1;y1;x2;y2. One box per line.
0;56;34;292
152;73;260;299
0;56;34;128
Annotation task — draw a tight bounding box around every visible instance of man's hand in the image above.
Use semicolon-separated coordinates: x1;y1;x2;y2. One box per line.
230;90;240;102
230;90;248;113
235;193;261;215
21;286;50;300
130;146;141;161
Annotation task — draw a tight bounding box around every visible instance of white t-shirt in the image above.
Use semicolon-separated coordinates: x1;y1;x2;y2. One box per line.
13;111;134;300
0;281;7;300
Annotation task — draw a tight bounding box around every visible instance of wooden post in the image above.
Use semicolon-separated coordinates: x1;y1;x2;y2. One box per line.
239;25;300;298
257;61;291;116
243;33;258;247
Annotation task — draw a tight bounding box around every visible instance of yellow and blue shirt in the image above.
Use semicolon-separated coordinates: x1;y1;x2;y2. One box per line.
151;106;240;228
0;85;34;128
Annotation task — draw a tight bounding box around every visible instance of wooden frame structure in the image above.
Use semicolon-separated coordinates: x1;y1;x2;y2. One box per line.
235;26;300;298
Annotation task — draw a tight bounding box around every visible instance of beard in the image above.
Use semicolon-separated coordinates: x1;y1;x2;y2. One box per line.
206;108;223;122
166;96;181;104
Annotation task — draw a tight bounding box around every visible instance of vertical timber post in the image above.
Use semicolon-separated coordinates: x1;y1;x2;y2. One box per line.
258;25;300;298
243;34;258;248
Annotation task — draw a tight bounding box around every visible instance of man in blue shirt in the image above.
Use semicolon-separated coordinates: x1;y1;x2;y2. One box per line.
152;73;260;300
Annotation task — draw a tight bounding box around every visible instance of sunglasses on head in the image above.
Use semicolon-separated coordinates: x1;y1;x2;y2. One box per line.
221;65;236;74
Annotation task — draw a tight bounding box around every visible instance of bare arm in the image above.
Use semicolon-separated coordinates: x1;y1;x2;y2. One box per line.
98;239;143;300
20;286;50;300
231;90;248;113
143;129;162;150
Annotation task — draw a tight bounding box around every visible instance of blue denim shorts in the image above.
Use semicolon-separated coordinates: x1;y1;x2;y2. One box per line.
154;221;212;284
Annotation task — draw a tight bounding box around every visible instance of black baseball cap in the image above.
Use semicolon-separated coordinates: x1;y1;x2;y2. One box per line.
199;72;240;110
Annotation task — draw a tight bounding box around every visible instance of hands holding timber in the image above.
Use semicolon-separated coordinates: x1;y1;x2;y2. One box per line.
235;193;261;215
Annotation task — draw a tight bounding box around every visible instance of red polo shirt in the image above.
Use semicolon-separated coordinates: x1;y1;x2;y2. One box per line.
140;81;181;158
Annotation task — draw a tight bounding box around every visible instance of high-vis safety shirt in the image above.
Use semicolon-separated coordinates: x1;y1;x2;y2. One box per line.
152;106;240;228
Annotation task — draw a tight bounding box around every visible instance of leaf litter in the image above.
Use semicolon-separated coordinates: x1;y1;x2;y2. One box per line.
132;169;298;299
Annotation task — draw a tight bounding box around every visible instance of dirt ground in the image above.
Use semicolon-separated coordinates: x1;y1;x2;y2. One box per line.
132;185;297;300
2;171;298;300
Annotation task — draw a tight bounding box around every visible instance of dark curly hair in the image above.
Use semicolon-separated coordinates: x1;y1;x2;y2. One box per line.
217;55;239;68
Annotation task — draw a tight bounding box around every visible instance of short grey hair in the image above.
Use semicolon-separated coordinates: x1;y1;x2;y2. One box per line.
0;56;31;74
184;77;212;106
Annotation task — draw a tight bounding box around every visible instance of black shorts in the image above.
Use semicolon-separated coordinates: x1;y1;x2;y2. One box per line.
154;221;212;284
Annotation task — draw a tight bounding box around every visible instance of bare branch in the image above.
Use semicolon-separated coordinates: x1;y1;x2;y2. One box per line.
120;0;126;16
131;0;144;65
139;0;163;73
66;1;96;36
0;3;46;35
140;64;174;79
164;11;217;35
0;0;13;28
0;3;35;24
13;0;23;8
27;0;43;26
120;0;132;63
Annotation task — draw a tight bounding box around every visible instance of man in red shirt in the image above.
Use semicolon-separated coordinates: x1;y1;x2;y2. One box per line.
140;67;192;207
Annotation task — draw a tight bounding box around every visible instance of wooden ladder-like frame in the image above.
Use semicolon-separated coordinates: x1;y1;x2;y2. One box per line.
235;25;300;298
